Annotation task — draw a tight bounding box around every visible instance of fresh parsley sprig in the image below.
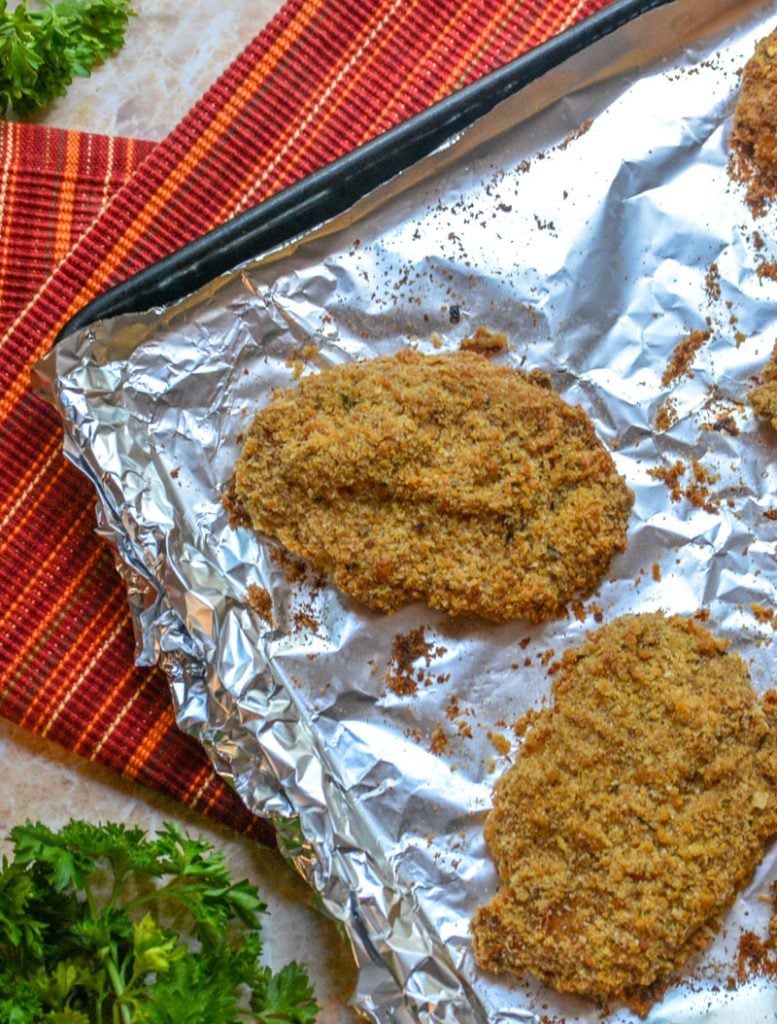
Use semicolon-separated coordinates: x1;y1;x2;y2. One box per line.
0;0;136;116
0;819;319;1024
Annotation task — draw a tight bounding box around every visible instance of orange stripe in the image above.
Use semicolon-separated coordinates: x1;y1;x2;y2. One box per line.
525;0;588;53
1;556;106;707
182;764;217;808
123;702;177;780
52;131;82;265
0;123;19;316
0;284;99;424
0;450;73;553
86;666;154;759
224;0;411;219
557;0;590;35
350;4;516;145
1;256;86;359
0;0;327;405
0;135;140;371
0;505;100;675
28;600;129;733
0;432;61;535
99;135;117;215
69;0;328;315
5;18;345;378
431;4;536;104
196;773;237;816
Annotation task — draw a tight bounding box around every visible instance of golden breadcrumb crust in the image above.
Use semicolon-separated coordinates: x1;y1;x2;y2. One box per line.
472;613;777;1011
233;349;633;623
730;28;777;215
751;342;777;429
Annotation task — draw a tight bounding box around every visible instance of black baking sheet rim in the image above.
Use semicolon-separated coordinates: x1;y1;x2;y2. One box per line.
55;0;676;344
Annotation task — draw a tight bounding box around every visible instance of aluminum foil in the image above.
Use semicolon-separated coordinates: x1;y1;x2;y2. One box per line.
36;0;777;1020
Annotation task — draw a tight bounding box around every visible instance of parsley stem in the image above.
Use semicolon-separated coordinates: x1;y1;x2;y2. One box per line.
102;952;132;1024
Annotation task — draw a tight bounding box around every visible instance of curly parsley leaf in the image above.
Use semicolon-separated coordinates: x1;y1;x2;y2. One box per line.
0;0;135;117
0;820;319;1024
252;962;319;1024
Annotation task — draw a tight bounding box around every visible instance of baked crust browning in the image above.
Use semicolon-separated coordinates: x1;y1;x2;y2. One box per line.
472;613;777;1010
730;29;777;215
751;342;777;429
233;349;633;623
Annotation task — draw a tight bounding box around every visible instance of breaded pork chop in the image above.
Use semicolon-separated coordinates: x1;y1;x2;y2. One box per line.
472;613;777;1011
233;348;633;623
730;28;777;215
751;341;777;430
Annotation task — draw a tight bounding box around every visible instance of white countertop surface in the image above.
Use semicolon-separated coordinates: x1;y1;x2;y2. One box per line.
3;2;358;1018
10;0;287;141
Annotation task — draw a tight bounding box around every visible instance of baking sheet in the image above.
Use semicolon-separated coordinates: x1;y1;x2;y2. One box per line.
38;0;777;1020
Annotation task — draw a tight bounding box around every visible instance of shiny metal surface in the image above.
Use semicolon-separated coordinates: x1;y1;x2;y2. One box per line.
38;1;777;1019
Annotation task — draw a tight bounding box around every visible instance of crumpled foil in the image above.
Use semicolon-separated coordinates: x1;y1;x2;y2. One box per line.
36;0;777;1020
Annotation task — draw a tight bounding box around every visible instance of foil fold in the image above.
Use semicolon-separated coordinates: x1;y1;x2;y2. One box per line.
37;0;777;1020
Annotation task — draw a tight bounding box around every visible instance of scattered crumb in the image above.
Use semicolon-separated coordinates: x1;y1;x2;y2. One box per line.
705;262;722;302
649;460;686;501
247;584;274;626
651;562;662;582
386;628;445;696
685;460;721;513
662;329;711;386
459;326;508;355
269;546;313;585
655;398;678;432
736;931;775;981
487;732;511;756
558;118;593;150
757;261;777;282
430;724;449;755
222;479;250;528
751;603;776;628
702;411;740;436
445;696;461;721
286;343;319;379
292;609;319;633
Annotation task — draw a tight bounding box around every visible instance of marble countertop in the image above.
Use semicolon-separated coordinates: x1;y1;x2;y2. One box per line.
11;0;286;141
2;2;358;1019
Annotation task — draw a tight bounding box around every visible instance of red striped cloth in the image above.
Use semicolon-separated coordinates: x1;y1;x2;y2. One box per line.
0;0;613;840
